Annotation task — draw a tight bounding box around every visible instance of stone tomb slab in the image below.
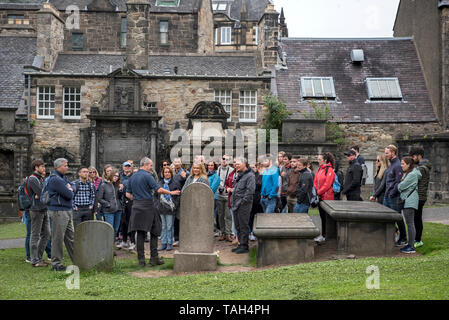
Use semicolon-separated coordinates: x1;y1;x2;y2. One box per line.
320;200;403;256
73;221;114;272
174;183;217;273
253;213;320;267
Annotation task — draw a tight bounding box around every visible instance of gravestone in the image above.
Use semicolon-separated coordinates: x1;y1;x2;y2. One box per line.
320;200;403;255
73;221;114;272
253;213;320;267
173;183;217;273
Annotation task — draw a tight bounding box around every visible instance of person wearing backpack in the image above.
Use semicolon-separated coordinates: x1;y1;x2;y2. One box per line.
72;166;96;230
294;159;314;213
342;150;363;201
46;158;75;272
409;147;432;248
333;161;344;200
26;159;51;267
313;152;336;243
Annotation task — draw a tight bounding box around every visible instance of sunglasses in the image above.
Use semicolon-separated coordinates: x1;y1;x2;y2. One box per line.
163;163;169;166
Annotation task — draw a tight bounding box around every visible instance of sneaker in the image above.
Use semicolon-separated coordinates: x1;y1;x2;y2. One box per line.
117;241;128;249
51;265;67;272
214;231;221;237
149;256;165;266
395;239;407;247
25;259;31;264
32;261;48;267
173;241;179;247
414;241;424;248
314;235;325;243
249;233;257;241
138;260;146;267
234;247;249;254
157;244;167;251
400;245;416;254
128;243;136;251
166;244;173;251
231;246;241;252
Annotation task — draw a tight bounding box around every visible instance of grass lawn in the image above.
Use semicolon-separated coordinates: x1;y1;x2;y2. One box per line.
0;221;25;240
1;222;449;299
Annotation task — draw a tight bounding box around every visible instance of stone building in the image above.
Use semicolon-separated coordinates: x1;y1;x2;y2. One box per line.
1;0;448;220
0;0;281;219
392;0;449;203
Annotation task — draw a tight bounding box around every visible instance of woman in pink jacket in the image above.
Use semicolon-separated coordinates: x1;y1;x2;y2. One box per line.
313;152;336;243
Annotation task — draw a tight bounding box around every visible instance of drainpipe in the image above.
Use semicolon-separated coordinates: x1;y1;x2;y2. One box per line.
27;74;31;129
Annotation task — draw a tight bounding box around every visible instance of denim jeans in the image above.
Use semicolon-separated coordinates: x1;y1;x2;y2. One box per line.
160;214;175;245
383;196;407;241
24;211;51;260
260;197;278;213
294;203;310;214
104;211;122;238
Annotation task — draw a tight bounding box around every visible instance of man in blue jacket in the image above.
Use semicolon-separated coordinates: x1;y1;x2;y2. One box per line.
47;158;75;271
383;145;406;246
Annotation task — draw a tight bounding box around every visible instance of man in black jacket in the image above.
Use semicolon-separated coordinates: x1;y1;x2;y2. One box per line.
294;159;314;213
230;157;256;254
342;150;363;201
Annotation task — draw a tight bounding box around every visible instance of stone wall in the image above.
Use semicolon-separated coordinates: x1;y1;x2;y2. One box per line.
60;11;126;53
30;77;109;165
141;78;270;132
442;7;449;128
148;12;198;54
0;9;37;36
126;1;150;70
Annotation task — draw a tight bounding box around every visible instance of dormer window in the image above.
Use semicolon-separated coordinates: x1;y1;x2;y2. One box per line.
300;77;336;99
366;78;403;100
221;26;231;45
212;2;227;11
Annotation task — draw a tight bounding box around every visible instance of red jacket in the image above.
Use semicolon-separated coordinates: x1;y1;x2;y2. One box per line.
225;171;235;208
314;163;335;200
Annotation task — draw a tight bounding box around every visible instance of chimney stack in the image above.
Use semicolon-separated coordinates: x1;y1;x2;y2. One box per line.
126;0;151;70
197;0;214;55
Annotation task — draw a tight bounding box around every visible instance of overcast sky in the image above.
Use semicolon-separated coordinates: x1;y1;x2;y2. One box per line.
273;0;401;38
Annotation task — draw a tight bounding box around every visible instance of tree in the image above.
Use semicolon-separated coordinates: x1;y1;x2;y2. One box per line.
262;94;292;142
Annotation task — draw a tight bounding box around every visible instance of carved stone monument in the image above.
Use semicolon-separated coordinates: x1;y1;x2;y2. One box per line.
253;213;320;267
73;221;114;272
319;200;403;255
173;183;217;273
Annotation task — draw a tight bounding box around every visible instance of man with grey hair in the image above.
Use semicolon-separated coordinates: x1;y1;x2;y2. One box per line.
46;158;75;271
126;157;180;267
230;157;255;254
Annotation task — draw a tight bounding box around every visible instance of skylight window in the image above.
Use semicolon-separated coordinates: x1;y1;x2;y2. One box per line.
300;77;336;99
217;3;227;10
366;78;403;100
156;0;180;7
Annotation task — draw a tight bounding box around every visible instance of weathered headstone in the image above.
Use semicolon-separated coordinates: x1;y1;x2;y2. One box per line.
253;213;320;267
320;200;403;255
173;183;217;273
73;221;114;272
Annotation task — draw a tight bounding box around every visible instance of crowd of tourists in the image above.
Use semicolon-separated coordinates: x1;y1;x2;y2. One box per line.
19;144;430;270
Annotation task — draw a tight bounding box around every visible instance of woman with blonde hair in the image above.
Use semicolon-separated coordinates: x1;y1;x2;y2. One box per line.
370;154;389;204
181;162;209;192
88;166;102;191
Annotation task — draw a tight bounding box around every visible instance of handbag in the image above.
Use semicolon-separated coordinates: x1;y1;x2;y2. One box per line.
159;194;175;212
397;185;417;211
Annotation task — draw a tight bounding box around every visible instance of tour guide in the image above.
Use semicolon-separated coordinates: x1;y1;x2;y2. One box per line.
126;157;180;267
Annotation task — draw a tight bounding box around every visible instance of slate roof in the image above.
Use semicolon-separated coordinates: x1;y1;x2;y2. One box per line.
0;36;36;110
212;0;270;21
48;54;259;77
275;38;437;123
0;0;199;12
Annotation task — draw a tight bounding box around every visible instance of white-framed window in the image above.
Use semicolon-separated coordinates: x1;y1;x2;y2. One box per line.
366;78;403;99
300;77;336;99
221;26;231;45
36;86;55;119
239;90;257;122
212;3;218;10
217;3;227;10
214;89;232;121
63;87;81;119
215;28;218;45
160;21;169;45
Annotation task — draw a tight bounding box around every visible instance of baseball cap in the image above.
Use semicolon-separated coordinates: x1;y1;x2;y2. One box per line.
344;150;356;156
122;161;132;167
